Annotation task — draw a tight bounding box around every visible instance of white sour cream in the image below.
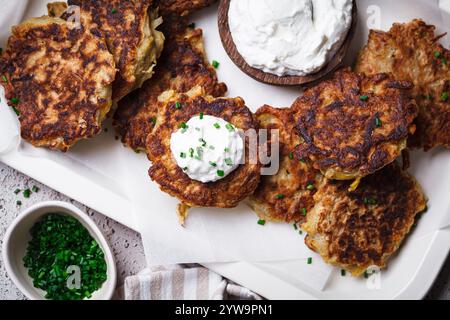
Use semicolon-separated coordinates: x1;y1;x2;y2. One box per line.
170;115;244;183
228;0;353;76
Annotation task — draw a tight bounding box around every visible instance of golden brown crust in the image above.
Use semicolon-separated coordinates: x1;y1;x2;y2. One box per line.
155;0;216;17
66;0;164;102
292;68;418;180
248;105;322;223
356;19;450;151
113;24;227;151
146;88;261;208
0;16;115;151
302;163;427;276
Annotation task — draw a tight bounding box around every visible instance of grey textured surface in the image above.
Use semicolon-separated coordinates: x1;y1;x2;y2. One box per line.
0;162;146;300
0;161;449;300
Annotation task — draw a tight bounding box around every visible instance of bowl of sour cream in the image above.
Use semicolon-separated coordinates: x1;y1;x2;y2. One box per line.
218;0;357;86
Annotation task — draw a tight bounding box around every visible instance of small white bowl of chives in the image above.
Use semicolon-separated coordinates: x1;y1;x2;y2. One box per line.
2;201;117;300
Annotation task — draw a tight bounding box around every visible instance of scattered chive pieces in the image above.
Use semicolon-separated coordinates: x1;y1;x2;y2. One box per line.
188;22;196;29
306;184;315;191
11;97;19;104
150;117;156;125
276;194;285;199
180;122;188;129
217;170;225;177
359;95;369;101
375;117;382;127
32;186;40;193
175;101;182;109
293;223;298;230
189;148;194;157
199;138;207;147
307;257;312;265
257;219;266;226
2;75;7;83
209;161;217;167
289;152;294;159
134;150;141;154
301;208;307;216
363;197;377;205
299;158;306;163
23;189;31;198
299;230;303;235
183;167;188;171
111;8;118;13
225;123;235;132
224;147;230;152
441;92;449;102
12;106;20;116
212;60;220;69
199;112;204;119
442;58;447;65
364;271;369;278
224;158;233;166
180;152;186;158
14;188;21;195
23;214;107;300
214;123;220;129
341;269;346;276
434;51;441;58
16;200;22;206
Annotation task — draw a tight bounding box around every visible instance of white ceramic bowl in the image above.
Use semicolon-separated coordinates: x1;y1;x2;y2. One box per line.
2;201;117;300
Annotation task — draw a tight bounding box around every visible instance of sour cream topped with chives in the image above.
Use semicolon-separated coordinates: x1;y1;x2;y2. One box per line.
228;0;353;76
170;114;244;183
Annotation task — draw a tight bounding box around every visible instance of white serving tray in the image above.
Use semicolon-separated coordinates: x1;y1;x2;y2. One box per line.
1;0;450;299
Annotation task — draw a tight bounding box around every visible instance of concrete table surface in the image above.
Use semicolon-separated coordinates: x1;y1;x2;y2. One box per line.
0;162;449;300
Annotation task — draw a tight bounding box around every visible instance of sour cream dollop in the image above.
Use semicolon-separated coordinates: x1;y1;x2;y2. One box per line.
228;0;353;76
170;115;244;183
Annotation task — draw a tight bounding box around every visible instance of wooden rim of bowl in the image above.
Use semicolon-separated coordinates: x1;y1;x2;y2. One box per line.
218;0;358;86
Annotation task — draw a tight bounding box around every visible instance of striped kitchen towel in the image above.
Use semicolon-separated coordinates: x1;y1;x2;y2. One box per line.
119;265;263;300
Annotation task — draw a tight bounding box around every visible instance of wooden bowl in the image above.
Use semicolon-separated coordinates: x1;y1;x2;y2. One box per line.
218;0;358;86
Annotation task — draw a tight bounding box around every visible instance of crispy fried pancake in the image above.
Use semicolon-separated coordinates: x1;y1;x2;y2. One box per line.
356;19;450;151
146;86;261;209
292;68;418;180
248;105;322;223
155;0;216;17
302;163;427;276
0;16;115;151
56;0;165;102
113;24;227;151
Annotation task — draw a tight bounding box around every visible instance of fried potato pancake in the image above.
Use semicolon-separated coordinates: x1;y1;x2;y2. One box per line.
155;0;216;17
302;163;427;276
356;19;450;151
248;105;322;223
54;0;165;102
292;68;418;180
0;16;116;151
146;86;261;209
113;23;226;151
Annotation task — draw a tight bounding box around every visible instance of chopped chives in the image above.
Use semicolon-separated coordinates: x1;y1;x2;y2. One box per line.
32;186;40;193
299;158;306;163
2;75;7;83
359;95;369;101
199;112;204;119
111;8;118;13
276;194;285;199
293;223;298;230
217;170;225;177
289;152;294;159
183;167;188;171
375;117;382;127
363;197;377;205
306;184;315;190
212;60;220;69
434;51;441;58
11;97;19;104
180;122;188;129
224;158;233;166
307;257;312;264
224;147;230;152
175;101;182;109
257;219;266;226
442;58;447;65
12;106;20;116
23;188;31;198
17;200;22;206
150;117;156;125
441;92;449;101
214;123;220;129
14;188;21;195
225;123;235;132
188;22;196;29
299;230;303;235
180;152;186;158
341;269;346;276
301;208;307;216
199;138;207;147
189;148;194;157
209;161;217;167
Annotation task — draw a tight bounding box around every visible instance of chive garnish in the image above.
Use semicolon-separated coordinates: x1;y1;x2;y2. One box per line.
363;197;377;205
188;22;196;29
14;188;21;195
23;188;31;198
299;230;303;235
224;158;233;166
11;97;19;104
209;161;217;167
341;269;346;276
17;200;22;206
214;123;220;129
225;123;235;132
175;101;182;109
180;152;186;158
195;147;203;160
183;167;188;171
293;223;298;230
1;75;7;83
111;8;118;14
199;112;204;119
224;147;230;152
434;51;441;58
299;158;306;163
150;117;156;125
199;138;207;147
180;122;188;129
289;152;294;159
32;186;40;193
441;92;449;102
212;60;220;69
301;208;307;216
217;170;225;177
306;184;315;191
257;219;266;226
307;257;312;265
442;58;447;65
276;194;285;199
359;95;369;101
375;117;382;127
189;148;194;157
12;106;20;116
